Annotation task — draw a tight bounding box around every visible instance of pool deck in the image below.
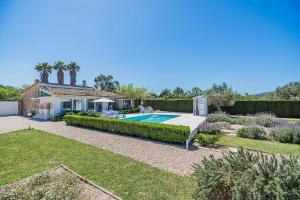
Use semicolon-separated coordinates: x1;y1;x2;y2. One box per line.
125;112;206;134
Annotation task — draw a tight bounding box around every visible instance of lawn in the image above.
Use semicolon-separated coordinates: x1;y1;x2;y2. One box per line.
217;135;300;156
0;129;195;200
287;119;300;124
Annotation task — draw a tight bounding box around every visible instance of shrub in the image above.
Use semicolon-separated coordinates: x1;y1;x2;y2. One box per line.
53;111;100;121
145;99;193;113
272;127;300;144
145;100;300;118
255;113;277;127
0;171;82;199
236;126;267;140
214;122;232;129
233;116;253;125
119;107;140;114
198;123;222;135
52;111;70;121
78;111;100;117
217;101;300;118
194;134;221;147
64;115;190;144
192;148;300;200
206;112;234;124
196;123;222;147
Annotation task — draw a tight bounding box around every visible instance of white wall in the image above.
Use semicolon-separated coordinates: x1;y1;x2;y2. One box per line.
0;101;18;116
52;97;62;116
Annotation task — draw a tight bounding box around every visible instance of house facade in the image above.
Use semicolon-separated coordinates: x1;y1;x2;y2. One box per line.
21;81;134;119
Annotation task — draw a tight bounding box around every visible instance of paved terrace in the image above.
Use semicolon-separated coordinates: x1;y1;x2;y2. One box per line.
126;112;206;133
0;116;223;176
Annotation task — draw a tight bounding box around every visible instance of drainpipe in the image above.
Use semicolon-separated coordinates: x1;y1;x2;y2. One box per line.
71;99;74;111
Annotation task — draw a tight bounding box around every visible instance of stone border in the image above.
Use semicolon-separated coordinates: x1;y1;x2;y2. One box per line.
60;165;121;200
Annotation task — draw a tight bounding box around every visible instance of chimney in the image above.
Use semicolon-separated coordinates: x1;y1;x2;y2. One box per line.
82;80;87;88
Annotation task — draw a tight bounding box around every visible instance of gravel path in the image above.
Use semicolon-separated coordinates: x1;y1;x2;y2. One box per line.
0;116;223;176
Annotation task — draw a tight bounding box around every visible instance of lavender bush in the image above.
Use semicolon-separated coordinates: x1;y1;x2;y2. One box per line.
255;113;277;127
271;126;300;144
233;116;253;125
236;126;267;140
192;148;300;200
196;123;223;147
206;112;234;124
199;123;222;135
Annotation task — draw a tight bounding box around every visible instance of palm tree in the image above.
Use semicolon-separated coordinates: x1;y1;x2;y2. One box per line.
35;63;52;83
67;62;80;86
53;61;66;85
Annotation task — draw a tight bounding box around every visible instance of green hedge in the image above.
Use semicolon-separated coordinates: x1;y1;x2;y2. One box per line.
218;101;300;118
145;100;193;113
119;107;140;114
64;115;190;144
145;100;300;118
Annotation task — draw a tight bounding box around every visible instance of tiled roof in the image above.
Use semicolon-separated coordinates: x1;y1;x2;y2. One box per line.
41;86;121;98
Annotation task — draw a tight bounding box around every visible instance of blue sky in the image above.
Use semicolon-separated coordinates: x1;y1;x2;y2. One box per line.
0;0;299;94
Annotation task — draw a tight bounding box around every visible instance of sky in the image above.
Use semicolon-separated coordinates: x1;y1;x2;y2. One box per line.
0;0;299;94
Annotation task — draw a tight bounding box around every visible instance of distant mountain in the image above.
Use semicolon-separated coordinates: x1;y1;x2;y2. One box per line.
254;91;274;97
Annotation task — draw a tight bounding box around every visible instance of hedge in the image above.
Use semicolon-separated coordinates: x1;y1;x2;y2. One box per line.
218;101;300;118
145;100;193;113
145;100;300;118
64;115;190;144
118;107;140;114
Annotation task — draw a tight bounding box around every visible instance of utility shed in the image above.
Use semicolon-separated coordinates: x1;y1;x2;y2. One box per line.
193;96;208;116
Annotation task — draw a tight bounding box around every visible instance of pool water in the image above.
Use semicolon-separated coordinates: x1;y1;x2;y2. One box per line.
123;114;179;123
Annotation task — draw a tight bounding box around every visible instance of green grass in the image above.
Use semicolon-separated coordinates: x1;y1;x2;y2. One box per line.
217;135;300;156
0;129;195;200
287;119;300;124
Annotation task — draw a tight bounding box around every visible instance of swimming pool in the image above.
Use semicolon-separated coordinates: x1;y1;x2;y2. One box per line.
123;114;179;123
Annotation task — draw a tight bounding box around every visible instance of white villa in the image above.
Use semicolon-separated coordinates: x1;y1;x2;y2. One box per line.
21;80;134;119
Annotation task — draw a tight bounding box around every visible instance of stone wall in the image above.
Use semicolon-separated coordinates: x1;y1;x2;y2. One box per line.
21;83;40;116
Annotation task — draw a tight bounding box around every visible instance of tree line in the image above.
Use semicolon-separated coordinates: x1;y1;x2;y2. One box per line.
0;84;25;101
94;74;300;111
1;67;300;105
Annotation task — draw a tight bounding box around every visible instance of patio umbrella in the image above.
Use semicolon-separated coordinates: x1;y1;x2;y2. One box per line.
92;98;116;103
61;99;71;102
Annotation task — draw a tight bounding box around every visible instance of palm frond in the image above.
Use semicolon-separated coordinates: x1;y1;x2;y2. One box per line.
53;61;66;70
67;62;80;71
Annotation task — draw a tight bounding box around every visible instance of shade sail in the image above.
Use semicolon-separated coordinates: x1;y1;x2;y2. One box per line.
61;99;71;102
92;98;115;103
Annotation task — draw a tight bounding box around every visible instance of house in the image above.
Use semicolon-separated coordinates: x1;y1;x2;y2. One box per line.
21;80;134;119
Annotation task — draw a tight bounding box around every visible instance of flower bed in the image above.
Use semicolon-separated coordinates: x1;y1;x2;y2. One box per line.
64;115;190;144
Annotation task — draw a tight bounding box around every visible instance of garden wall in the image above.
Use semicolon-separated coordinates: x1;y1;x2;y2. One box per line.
0;101;19;116
145;100;300;118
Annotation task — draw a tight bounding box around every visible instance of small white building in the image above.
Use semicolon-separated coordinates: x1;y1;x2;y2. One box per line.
193;96;208;116
21;82;134;119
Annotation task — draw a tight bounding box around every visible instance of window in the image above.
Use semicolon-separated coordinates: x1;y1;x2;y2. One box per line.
87;99;94;110
39;90;50;97
123;100;132;109
62;101;71;111
73;100;83;111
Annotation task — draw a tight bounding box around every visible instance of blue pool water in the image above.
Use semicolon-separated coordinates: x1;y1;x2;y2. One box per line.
123;114;179;123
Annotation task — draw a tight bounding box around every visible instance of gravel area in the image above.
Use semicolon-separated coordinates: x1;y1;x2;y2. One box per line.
0;165;120;200
0;116;223;176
